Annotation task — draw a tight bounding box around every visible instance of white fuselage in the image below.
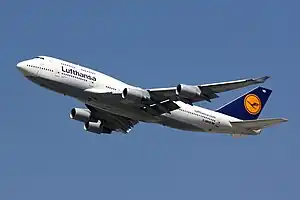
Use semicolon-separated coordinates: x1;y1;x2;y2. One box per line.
17;56;244;134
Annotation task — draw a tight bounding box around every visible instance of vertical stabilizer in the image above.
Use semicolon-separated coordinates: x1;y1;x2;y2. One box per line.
216;87;272;120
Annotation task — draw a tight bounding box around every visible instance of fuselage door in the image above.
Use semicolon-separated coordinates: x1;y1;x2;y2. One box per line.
51;59;60;78
36;63;42;76
54;67;60;78
89;80;95;87
215;120;220;128
35;58;44;76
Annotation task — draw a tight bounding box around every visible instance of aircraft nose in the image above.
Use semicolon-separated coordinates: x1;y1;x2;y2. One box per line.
16;61;26;69
16;61;29;76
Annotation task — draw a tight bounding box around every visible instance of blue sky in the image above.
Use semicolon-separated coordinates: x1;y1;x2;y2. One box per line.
1;0;298;199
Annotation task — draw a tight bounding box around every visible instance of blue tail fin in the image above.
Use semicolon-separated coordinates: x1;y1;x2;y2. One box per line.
216;87;272;120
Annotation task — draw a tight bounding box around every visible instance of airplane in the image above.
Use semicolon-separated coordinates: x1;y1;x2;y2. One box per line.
16;56;287;137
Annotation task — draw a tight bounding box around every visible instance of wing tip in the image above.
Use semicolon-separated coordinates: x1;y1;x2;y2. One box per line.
254;76;271;83
280;118;288;122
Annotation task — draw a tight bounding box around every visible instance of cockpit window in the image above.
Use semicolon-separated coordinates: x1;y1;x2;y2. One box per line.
34;56;44;60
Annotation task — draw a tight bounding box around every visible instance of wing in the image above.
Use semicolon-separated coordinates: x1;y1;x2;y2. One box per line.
83;76;269;116
84;87;180;116
147;76;270;104
85;104;139;134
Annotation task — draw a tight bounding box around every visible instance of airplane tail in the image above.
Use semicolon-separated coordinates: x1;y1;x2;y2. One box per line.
216;86;272;120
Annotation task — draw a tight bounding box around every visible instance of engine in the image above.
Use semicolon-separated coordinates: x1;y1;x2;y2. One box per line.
70;108;91;122
84;121;112;134
176;84;202;99
121;87;151;103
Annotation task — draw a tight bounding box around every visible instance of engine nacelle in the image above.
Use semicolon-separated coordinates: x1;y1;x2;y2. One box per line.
122;87;151;102
70;108;91;122
84;121;112;134
176;84;202;99
84;121;103;134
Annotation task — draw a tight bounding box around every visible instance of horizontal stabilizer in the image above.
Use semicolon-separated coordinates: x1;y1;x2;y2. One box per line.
230;118;288;130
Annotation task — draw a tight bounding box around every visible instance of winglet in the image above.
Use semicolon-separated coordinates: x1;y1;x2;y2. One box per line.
253;76;270;83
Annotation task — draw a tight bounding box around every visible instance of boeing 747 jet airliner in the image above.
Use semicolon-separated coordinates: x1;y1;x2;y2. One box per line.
17;56;287;137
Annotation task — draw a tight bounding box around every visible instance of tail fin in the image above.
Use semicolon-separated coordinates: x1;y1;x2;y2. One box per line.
216;86;272;120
